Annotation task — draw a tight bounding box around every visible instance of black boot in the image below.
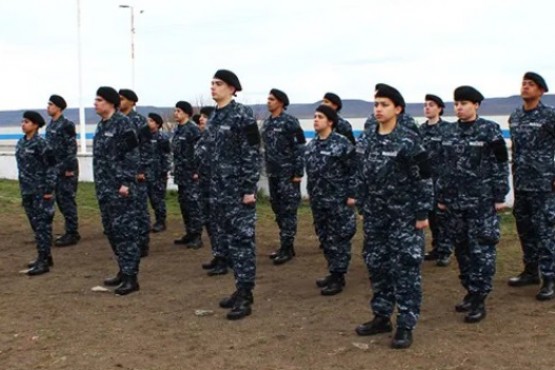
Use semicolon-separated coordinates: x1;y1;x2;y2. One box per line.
55;233;81;247
436;255;451;267
103;271;123;286
174;234;192;245
355;315;393;336
114;274;140;295
315;274;332;288
207;257;228;276
140;243;149;258
27;253;51;276
424;249;439;261
273;244;295;265
536;278;555;301
226;289;254;320
151;222;166;233
185;234;203;249
464;294;487;323
508;263;540;287
27;254;54;268
320;273;345;296
455;292;473;312
269;247;282;260
219;290;240;309
391;328;413;349
202;257;218;270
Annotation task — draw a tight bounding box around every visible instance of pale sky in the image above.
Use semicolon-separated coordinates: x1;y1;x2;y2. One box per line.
0;0;553;110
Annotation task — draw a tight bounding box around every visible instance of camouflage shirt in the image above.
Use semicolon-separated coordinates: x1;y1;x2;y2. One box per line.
437;117;510;209
172;120;201;183
335;116;356;144
92;111;140;202
509;101;555;192
363;113;420;136
126;110;151;175
418;119;451;179
305;132;356;208
261;111;305;178
45;115;78;175
143;130;171;181
16;133;57;195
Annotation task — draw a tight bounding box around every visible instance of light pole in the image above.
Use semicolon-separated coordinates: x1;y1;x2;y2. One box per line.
76;0;87;154
119;4;141;90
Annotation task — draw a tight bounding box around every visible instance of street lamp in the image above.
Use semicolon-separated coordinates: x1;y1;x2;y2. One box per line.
119;4;143;90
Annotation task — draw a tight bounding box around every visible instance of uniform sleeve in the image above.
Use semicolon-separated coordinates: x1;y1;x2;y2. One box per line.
408;139;434;220
489;124;510;203
41;143;58;194
239;109;261;195
290;117;306;178
337;119;356;145
342;141;357;199
61;120;78;173
136;116;150;174
116;123;140;188
160;133;172;175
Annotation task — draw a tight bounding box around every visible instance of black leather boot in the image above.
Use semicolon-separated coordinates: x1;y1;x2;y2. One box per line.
27;253;51;276
536;278;555;301
55;233;81;247
436;255;451;267
320;273;345;296
27;254;54;268
174;234;192;245
315;274;332;288
202;257;218;270
103;271;123;286
508;263;540;287
424;249;439;261
464;294;487;323
151;222;166;233
186;234;203;249
355;315;393;336
219;290;239;309
391;327;413;349
273;244;295;265
226;289;254;320
114;274;140;295
207;257;228;276
455;292;473;312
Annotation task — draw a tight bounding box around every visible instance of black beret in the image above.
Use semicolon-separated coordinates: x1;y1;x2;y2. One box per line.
270;88;289;108
523;72;549;92
323;92;342;112
454;85;484;104
23;111;46;127
315;104;338;126
148;112;163;127
425;94;445;108
200;106;215;117
49;94;67;110
175;101;193;116
375;83;405;109
96;86;120;108
213;69;242;92
119;88;138;103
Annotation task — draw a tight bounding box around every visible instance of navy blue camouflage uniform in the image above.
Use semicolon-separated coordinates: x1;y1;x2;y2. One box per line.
45;115;79;235
172;120;203;238
16;134;57;255
144;129;171;226
93;112;141;276
509;102;555;279
203;100;260;290
437;118;509;296
335;116;356;144
419;119;451;258
306;132;357;276
356;124;433;330
261;112;305;249
363;113;420;136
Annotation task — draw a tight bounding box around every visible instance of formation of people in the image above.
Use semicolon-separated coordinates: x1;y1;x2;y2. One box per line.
13;69;555;350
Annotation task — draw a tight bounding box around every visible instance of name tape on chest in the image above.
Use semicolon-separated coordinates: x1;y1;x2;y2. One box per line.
104;132;114;137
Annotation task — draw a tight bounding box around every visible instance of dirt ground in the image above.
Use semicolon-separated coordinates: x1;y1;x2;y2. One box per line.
1;204;555;370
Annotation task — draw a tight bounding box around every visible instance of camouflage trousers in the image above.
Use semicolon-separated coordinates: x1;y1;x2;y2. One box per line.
55;174;79;234
514;191;555;278
214;200;256;290
200;176;221;257
445;205;499;294
362;203;423;330
98;197;141;276
311;202;356;274
427;207;452;257
136;180;150;248
177;177;202;236
22;194;55;255
269;176;301;246
147;177;167;225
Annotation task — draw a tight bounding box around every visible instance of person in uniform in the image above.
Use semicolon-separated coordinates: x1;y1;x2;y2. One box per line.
45;94;80;247
321;92;356;144
204;69;260;320
355;84;432;349
145;112;171;233
508;72;555;301
119;89;151;257
93;86;141;295
261;88;305;265
16;111;57;275
172;100;203;249
420;94;452;266
305;105;356;296
437;86;509;322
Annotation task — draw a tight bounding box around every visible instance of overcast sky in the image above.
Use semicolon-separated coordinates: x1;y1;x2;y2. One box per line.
0;0;553;110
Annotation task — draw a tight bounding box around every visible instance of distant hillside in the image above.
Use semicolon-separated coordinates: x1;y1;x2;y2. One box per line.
2;95;555;125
